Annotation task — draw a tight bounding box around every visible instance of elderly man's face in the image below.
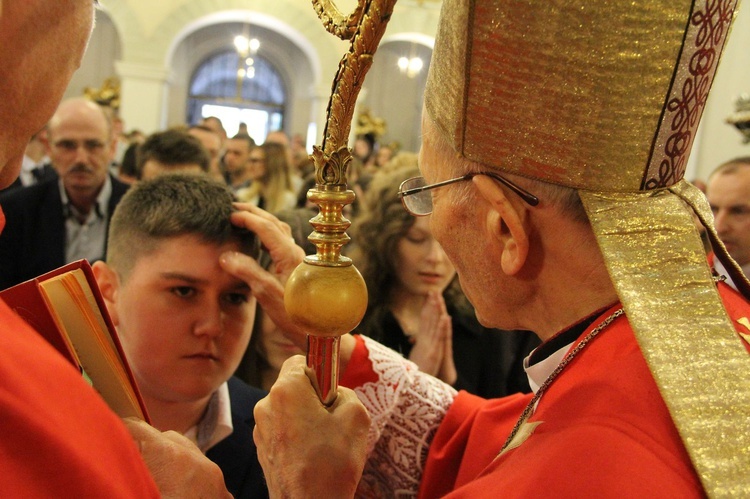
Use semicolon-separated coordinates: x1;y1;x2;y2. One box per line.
708;165;750;266
418;113;504;328
47;100;114;199
0;0;96;188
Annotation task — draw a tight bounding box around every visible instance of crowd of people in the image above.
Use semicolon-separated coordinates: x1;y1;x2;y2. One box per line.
0;86;539;401
1;0;748;497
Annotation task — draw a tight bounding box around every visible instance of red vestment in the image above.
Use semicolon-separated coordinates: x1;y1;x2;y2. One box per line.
0;207;159;497
343;283;750;497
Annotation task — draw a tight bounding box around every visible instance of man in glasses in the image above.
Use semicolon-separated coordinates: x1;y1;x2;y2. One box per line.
0;98;129;289
253;0;750;496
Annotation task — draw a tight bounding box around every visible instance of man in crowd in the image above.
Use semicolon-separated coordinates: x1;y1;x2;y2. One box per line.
2;129;55;191
188;123;224;182
223;133;257;191
707;157;750;289
136;128;209;180
250;0;750;496
201;115;228;144
0;97;130;289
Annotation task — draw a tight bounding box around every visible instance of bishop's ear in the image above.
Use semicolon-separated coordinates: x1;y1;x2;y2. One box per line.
91;261;120;325
472;175;530;275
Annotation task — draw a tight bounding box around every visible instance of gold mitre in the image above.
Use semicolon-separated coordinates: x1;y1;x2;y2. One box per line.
425;0;750;495
427;0;735;192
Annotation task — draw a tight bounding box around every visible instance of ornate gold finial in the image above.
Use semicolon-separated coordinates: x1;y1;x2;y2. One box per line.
83;77;121;110
284;0;397;405
726;93;750;144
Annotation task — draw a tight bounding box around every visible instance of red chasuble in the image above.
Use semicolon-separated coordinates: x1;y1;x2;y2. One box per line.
0;208;159;497
418;286;750;498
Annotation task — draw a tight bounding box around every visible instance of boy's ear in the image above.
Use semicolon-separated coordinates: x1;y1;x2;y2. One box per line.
91;261;120;326
472;175;530;275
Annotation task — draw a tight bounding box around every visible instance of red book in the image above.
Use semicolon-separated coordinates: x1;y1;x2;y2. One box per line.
0;260;150;422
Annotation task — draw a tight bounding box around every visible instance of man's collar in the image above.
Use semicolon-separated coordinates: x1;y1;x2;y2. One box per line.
59;175;112;220
713;257;750;292
524;304;619;393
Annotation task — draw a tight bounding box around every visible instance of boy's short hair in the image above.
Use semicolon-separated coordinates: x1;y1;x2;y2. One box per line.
135;129;210;179
107;173;259;279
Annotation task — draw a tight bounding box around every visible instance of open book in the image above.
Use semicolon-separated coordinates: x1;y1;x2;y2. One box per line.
0;260;150;422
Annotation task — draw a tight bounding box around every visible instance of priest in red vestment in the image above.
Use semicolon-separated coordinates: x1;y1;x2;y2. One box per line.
0;2;233;496
251;0;750;497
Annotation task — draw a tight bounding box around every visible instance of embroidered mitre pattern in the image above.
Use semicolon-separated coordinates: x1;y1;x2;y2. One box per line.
642;0;736;189
354;336;457;497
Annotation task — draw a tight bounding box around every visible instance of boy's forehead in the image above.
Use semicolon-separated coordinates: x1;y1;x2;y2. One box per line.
126;235;238;270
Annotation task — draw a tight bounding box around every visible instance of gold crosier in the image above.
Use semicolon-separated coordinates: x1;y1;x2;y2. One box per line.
283;0;397;405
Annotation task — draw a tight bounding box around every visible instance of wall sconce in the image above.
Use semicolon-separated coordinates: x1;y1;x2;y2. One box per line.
397;55;423;78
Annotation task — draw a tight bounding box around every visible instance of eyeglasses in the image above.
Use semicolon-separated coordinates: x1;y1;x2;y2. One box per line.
398;172;539;216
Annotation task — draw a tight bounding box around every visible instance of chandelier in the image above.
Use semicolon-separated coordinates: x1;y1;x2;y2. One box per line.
234;25;260;80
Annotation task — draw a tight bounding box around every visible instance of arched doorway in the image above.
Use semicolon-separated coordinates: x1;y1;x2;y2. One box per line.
361;37;433;154
188;49;286;142
166;16;319;145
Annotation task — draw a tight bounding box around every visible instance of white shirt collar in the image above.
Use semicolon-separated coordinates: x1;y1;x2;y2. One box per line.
713;257;750;291
523;342;573;394
182;382;234;453
21;155;37;173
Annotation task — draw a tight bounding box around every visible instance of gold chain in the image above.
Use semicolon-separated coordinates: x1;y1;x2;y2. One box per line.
499;308;625;454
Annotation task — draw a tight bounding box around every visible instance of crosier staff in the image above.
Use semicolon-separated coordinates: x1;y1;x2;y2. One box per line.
284;0;398;406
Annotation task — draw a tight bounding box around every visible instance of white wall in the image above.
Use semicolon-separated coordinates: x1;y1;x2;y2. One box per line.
64;10;121;102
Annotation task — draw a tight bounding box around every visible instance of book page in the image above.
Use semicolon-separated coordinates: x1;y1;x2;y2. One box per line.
38;269;145;419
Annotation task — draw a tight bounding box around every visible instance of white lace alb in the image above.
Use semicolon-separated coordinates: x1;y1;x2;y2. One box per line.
354;337;457;498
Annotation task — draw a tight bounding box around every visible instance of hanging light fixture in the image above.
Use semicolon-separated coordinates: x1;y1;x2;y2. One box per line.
234;24;260;81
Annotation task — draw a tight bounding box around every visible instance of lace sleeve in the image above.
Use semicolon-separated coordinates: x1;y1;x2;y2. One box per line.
354;336;457;498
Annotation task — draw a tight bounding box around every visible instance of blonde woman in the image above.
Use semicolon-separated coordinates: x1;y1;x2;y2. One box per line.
236;142;296;213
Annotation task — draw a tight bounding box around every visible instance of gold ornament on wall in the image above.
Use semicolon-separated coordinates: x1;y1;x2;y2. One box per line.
83;77;121;110
355;107;387;141
726;93;750;144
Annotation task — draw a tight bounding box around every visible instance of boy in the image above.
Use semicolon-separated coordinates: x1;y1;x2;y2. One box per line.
93;173;268;499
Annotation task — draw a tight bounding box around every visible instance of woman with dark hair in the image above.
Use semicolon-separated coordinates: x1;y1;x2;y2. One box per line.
234;207;315;391
236;142;296;213
349;164;539;397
